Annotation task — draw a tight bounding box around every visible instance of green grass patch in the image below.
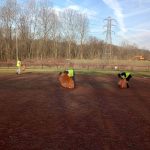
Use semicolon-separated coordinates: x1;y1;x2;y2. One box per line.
132;71;150;77
0;67;149;77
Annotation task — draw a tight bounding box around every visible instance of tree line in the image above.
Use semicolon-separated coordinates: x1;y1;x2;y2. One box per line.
0;0;149;62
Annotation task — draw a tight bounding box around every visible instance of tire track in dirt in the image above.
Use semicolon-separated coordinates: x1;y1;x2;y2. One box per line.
87;76;132;150
0;73;149;150
0;73;61;150
48;75;109;150
88;76;150;150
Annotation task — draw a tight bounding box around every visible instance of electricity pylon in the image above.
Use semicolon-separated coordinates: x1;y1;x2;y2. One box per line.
103;16;116;59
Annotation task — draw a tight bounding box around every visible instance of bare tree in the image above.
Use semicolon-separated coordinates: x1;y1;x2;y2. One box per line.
50;11;60;58
18;12;30;59
37;0;54;59
76;13;89;59
61;9;79;58
24;0;40;59
85;36;104;59
0;0;149;62
1;0;18;60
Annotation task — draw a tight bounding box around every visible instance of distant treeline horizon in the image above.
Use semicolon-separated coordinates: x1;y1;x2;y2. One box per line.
0;0;150;61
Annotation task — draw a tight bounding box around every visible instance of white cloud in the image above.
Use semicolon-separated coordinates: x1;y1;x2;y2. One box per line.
127;28;150;32
53;4;98;20
126;21;150;49
67;4;98;20
124;7;150;18
102;0;127;33
129;32;150;49
67;5;80;11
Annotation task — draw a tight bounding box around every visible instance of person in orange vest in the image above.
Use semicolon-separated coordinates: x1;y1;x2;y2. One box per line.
118;71;132;88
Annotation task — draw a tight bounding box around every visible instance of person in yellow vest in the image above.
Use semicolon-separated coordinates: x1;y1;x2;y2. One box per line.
64;68;75;82
16;59;21;74
118;71;132;88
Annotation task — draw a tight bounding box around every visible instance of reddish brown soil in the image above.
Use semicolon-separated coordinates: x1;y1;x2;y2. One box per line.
0;73;150;150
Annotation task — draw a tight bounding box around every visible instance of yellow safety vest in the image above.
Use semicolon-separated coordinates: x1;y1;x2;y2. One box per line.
16;60;21;67
67;69;74;77
125;72;130;78
121;72;130;79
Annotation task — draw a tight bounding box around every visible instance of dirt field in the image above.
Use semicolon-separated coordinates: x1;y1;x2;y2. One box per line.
0;73;150;150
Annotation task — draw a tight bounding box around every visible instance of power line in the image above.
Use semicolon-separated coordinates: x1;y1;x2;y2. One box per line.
103;16;116;59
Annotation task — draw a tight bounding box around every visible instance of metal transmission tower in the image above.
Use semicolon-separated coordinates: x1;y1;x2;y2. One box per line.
103;16;116;59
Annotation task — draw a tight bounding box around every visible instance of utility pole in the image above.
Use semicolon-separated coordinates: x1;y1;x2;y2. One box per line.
103;16;116;59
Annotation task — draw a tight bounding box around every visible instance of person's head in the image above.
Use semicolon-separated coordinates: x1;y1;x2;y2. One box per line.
64;70;68;74
59;72;62;75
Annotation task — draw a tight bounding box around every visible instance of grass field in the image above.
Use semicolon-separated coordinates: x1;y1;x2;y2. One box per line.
0;66;150;78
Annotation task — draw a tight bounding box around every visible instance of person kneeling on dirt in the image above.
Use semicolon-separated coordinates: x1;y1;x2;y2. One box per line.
64;68;75;83
118;71;132;88
58;68;75;89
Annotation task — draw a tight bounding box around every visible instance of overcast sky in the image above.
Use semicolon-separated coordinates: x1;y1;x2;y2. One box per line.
3;0;149;50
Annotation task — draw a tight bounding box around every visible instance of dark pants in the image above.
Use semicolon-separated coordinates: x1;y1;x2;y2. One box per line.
71;75;75;87
126;74;132;81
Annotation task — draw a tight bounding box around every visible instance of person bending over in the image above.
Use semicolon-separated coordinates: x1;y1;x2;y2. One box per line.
118;72;132;88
